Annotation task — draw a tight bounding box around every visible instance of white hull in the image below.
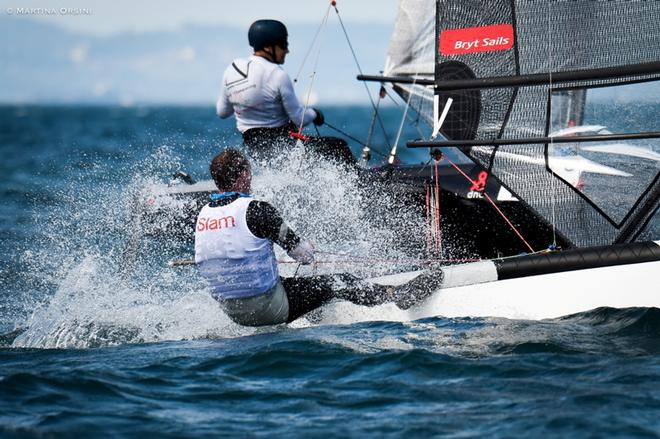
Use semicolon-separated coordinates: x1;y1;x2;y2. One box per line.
410;260;660;320
368;242;660;320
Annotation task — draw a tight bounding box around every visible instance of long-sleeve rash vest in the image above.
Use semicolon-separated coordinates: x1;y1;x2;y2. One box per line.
216;55;316;133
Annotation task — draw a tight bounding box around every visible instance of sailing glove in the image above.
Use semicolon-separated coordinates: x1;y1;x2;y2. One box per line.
312;108;324;126
288;240;315;264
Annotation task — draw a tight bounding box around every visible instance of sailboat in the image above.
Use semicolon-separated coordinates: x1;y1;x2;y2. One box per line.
352;0;660;318
137;0;659;319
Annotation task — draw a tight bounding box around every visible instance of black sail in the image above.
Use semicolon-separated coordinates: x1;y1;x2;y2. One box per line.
434;0;660;247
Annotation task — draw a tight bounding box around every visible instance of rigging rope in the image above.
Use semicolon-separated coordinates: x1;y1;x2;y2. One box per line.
298;4;332;133
384;87;428;140
331;1;393;152
293;1;392;161
315;250;482;266
323;121;365;147
425;159;443;256
293;3;333;84
389;77;419;164
434;159;442;254
170;247;560;269
362;88;383;162
426;182;432;252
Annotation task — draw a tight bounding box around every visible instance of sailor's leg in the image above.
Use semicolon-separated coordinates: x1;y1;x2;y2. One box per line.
330;274;396;306
281;276;336;323
282;274;394;322
281;269;445;322
390;269;444;310
220;282;290;327
333;270;444;310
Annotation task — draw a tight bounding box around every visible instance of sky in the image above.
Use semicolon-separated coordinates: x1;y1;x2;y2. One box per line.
0;0;399;104
0;0;399;35
1;1;657;105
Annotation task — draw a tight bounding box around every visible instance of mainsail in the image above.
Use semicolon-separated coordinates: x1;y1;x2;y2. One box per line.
430;0;660;247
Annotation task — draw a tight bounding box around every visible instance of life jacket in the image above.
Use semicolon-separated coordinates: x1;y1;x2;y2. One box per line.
194;196;278;300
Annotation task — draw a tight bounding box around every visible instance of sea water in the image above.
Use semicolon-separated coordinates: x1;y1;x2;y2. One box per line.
1;105;660;437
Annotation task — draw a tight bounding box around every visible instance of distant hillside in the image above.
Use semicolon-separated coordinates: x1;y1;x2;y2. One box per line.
0;17;392;105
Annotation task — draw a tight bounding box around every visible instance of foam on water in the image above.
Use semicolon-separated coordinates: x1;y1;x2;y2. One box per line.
12;143;432;349
252;146;427;277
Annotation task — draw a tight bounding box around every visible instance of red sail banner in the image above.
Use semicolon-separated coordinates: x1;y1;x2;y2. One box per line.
440;24;514;56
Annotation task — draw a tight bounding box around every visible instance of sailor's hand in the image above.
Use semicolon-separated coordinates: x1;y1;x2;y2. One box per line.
288;240;315;265
312;108;324;126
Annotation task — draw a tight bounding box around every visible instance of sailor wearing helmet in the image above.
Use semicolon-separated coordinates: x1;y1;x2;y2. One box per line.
216;20;355;166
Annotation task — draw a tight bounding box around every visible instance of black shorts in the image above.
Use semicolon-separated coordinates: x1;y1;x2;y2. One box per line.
242;123;356;167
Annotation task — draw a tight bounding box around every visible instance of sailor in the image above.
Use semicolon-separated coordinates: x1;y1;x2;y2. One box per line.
215;19;355;166
195;149;441;326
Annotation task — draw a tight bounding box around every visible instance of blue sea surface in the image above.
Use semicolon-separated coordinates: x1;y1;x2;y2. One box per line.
1;105;660;437
1;312;660;437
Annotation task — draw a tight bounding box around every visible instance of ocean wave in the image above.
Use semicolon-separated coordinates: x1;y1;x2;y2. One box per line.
557;306;660;336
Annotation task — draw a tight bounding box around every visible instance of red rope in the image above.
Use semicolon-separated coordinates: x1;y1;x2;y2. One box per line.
425;160;444;256
434;160;442;255
482;193;534;252
426;184;433;251
442;156;535;253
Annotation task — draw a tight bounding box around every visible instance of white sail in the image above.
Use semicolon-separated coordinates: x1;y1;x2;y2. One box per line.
384;0;435;78
384;0;436;125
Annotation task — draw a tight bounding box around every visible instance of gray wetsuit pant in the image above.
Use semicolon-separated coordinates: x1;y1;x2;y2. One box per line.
221;282;290;326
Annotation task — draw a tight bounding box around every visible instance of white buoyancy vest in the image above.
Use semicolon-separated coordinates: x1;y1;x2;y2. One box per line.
216;56;316;132
194;197;279;300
